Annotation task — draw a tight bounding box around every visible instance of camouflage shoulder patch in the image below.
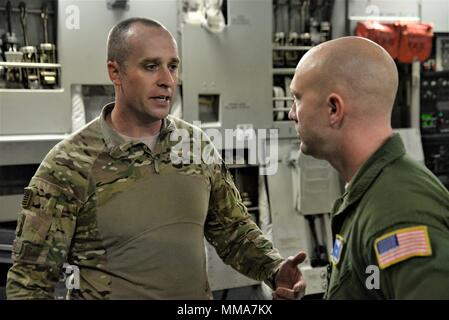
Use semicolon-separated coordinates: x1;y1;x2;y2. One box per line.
374;225;432;270
22;187;35;209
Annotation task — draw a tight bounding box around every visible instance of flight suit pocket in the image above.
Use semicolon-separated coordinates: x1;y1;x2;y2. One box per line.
326;261;353;299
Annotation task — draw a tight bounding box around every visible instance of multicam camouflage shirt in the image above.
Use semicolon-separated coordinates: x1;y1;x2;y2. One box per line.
6;103;284;299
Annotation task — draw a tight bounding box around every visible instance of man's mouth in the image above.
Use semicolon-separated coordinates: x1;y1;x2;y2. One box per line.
151;95;170;102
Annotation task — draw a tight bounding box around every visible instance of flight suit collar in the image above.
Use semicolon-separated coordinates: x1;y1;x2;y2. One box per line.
99;102;177;159
332;133;406;218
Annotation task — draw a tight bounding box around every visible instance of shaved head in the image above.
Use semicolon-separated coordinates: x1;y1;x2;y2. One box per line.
289;36;399;181
297;36;398;120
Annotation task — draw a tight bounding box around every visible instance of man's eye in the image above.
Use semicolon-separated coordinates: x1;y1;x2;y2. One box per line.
169;64;179;71
293;95;301;103
145;64;158;70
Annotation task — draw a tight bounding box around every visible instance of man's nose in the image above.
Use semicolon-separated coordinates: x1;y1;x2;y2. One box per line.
158;67;177;87
288;102;296;121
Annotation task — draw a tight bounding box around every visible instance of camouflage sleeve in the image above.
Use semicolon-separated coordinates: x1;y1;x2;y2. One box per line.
6;177;78;299
204;163;284;289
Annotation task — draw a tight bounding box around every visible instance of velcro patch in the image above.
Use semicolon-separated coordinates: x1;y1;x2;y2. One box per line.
22;187;35;209
374;226;432;269
331;234;345;265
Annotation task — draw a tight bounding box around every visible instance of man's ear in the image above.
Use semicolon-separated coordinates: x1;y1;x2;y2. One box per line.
107;60;121;86
327;93;344;128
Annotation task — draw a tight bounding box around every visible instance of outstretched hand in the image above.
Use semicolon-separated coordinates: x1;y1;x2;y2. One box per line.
272;251;307;300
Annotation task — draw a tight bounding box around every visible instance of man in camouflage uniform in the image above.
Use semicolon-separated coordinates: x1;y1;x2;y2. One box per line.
6;18;306;299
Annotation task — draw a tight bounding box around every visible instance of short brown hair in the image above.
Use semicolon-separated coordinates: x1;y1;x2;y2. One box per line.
107;17;165;66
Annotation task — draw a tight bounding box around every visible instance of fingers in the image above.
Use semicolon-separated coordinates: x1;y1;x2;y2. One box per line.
293;279;306;295
272;285;305;300
287;251;307;267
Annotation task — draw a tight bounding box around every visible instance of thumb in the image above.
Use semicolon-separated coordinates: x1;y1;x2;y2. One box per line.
287;251;307;267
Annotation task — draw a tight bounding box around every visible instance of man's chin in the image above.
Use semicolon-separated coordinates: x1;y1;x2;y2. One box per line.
300;143;317;158
146;107;170;120
299;142;309;155
300;143;326;160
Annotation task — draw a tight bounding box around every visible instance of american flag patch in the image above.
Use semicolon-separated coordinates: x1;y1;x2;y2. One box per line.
374;226;432;269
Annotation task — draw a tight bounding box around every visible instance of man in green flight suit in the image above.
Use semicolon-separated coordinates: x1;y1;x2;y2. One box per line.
6;17;307;299
288;36;449;299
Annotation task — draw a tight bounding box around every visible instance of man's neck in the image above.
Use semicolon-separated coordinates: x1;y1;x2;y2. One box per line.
329;127;393;184
108;104;162;138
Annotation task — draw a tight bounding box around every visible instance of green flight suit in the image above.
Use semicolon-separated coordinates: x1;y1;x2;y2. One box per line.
325;134;449;299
